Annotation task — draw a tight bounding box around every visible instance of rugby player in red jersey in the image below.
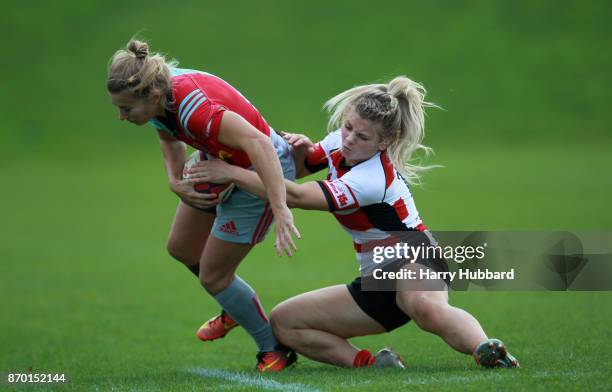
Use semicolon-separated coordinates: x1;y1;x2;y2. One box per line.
190;77;519;369
107;39;299;371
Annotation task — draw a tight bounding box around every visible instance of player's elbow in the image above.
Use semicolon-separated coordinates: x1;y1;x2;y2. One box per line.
286;189;301;209
247;131;273;152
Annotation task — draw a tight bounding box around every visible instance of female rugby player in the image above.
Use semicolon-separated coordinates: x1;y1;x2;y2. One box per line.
106;39;299;371
189;76;519;369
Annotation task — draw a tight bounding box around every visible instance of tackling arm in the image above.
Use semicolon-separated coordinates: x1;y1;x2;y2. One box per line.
221;164;329;211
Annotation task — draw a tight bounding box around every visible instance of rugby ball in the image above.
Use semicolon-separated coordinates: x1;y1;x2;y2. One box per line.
182;151;235;203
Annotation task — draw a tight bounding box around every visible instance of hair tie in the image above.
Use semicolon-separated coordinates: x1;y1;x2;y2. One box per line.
134;49;147;59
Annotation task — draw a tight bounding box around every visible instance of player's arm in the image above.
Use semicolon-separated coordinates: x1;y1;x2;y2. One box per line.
157;130;218;209
187;158;330;211
232;169;329;211
217;111;301;256
157;130;185;187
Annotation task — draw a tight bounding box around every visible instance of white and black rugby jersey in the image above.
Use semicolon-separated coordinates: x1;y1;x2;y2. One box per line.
305;131;427;275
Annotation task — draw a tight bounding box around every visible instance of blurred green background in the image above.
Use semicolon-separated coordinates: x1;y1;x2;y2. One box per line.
1;1;611;390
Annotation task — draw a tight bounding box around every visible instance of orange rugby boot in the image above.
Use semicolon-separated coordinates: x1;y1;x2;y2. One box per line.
255;347;297;372
196;311;238;341
473;338;519;368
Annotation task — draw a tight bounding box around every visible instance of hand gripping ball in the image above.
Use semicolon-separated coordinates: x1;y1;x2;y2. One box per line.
182;151;235;203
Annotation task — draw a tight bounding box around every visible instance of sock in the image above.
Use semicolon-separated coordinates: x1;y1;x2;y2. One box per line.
186;263;199;278
213;275;278;352
353;349;375;368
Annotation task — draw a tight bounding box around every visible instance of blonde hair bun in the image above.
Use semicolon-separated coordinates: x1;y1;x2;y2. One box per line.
127;40;149;59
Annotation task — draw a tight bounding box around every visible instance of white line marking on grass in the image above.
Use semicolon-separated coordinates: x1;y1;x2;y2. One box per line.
187;368;320;392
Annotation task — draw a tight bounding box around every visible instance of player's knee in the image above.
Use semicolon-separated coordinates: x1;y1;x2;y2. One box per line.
270;306;289;332
166;240;198;266
199;270;232;294
166;240;187;263
410;295;445;332
270;305;297;345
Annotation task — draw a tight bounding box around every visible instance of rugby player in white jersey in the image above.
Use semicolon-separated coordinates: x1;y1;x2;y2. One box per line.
188;76;519;369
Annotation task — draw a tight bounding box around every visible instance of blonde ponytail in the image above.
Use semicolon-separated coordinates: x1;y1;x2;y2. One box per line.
386;76;438;184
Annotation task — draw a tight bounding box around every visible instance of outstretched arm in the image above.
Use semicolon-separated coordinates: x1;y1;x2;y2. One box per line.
188;158;330;211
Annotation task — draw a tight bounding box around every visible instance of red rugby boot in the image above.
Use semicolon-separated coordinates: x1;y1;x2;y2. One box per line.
255;347;297;372
196;311;238;341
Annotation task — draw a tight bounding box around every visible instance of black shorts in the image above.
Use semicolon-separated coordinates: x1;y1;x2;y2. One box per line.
347;277;410;332
347;262;450;332
347;232;450;332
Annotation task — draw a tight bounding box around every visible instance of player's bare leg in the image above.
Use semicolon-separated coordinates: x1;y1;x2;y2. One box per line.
199;236;292;370
198;235;252;295
270;285;386;367
166;201;215;270
396;289;487;354
395;288;518;368
166;202;241;340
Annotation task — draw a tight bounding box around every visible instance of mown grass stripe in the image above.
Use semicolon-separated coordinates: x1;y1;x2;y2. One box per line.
187;368;320;392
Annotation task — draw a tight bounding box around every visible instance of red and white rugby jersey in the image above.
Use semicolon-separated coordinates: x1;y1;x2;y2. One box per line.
307;131;427;274
149;68;270;168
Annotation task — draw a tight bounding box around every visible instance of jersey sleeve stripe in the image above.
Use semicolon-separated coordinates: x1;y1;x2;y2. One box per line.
182;96;207;134
207;118;214;133
179;92;205;126
316;181;336;211
178;89;201;117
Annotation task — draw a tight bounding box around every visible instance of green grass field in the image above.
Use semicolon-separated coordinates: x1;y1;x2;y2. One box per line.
2;1;612;390
2;143;611;391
